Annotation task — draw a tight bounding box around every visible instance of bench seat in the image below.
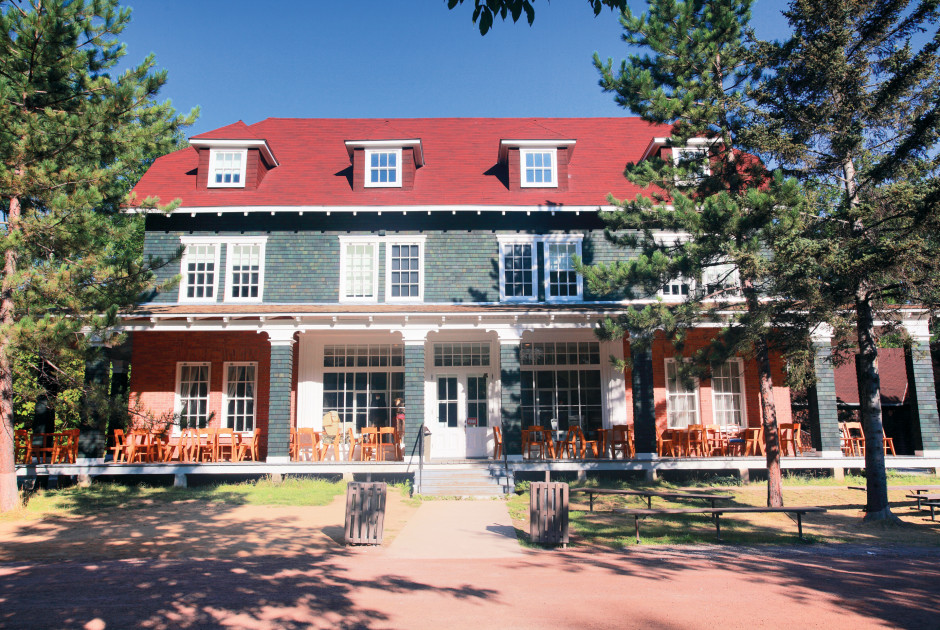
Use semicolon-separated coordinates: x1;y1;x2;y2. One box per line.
614;506;827;543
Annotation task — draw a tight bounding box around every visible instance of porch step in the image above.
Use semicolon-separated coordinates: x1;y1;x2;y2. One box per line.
415;464;514;497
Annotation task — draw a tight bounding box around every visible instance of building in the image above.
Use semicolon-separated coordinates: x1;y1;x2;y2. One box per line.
121;117;940;467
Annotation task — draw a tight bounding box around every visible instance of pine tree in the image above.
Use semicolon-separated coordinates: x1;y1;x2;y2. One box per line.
585;0;809;506
752;0;940;521
0;0;196;512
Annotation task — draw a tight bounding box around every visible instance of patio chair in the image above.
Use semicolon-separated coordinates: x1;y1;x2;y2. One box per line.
685;424;708;457
493;425;504;459
523;426;547;459
215;427;237;462
779;422;803;456
235;429;263;462
377;427;400;461
658;429;680;457
14;430;31;464
743;426;764;456
359;427;379;461
295;428;319;462
610;425;630;459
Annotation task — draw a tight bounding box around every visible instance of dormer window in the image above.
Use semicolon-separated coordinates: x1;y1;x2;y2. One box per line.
672;147;710;187
209;149;247;188
365;148;402;187
521;148;557;187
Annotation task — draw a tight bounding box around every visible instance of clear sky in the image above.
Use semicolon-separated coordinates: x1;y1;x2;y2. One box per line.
119;0;793;137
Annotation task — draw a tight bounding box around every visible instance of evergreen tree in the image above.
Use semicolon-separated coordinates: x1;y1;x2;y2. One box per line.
752;0;940;521
586;0;808;506
447;0;626;34
0;0;196;512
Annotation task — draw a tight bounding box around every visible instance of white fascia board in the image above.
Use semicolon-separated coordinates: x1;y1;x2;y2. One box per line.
188;138;279;167
498;138;576;162
127;204;616;215
345;139;424;166
638;136;718;162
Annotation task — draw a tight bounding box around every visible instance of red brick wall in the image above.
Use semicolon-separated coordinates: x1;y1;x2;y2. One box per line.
128;331;275;446
650;329;791;434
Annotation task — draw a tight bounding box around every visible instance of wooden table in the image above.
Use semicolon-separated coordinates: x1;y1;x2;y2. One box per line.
570;487;733;511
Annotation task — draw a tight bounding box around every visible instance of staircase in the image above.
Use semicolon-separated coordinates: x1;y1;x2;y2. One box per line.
415;462;514;497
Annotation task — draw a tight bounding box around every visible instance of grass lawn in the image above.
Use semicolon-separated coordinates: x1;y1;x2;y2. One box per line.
509;473;940;547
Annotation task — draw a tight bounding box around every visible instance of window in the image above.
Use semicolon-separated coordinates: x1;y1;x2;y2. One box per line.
466;375;488;428
711;359;746;426
223;363;256;432
498;238;538;302
385;237;425;301
322;344;405;431
702;262;741;299
665;359;700;428
672;147;710;187
544;238;583;301
225;241;266;302
176;363;210;430
520;148;557;187
433;343;491;367
659;278;691;300
339;237;379;302
521;341;603;432
365;148;402;188
179;241;221;302
208;149;247;188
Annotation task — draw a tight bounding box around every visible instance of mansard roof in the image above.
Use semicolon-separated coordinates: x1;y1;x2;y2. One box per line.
130;117;670;210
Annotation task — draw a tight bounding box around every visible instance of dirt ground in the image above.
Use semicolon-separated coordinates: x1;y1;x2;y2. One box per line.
1;492;939;629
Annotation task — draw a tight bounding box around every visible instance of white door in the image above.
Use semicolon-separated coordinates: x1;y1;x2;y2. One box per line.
430;373;490;459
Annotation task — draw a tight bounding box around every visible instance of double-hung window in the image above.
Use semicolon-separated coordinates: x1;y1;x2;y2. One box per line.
339;237;379;302
702;262;741;299
225;238;267;302
365;148;402;187
385;236;425;301
176;362;210;430
208;149;247;188
498;237;538;302
544;237;583;301
179;238;222;302
223;362;257;432
665;359;700;428
711;359;746;426
520;148;557;187
672;147;710;187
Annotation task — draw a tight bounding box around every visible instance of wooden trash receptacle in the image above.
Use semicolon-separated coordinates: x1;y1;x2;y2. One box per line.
344;481;387;545
529;481;569;546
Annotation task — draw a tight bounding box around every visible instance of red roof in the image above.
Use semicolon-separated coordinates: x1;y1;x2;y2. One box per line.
834;348;909;406
130;117;670;209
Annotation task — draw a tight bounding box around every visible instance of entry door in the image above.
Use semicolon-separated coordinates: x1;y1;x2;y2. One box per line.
431;373;489;459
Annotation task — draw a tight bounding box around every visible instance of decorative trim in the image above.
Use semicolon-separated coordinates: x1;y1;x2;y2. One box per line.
189;138;279;167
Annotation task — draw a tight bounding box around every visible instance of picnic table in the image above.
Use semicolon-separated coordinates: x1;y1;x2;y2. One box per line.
570;487;733;511
615;505;827;543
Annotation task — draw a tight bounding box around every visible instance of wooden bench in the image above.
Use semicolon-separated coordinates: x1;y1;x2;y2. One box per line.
923;501;940;521
570;487;732;512
904;492;940;516
614;506;827;544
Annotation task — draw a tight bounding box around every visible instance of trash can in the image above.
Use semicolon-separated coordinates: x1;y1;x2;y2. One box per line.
422;425;432;462
529;481;569;546
344;481;387;545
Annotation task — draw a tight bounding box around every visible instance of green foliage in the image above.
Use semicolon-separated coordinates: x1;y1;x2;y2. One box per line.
0;0;196;450
446;0;626;34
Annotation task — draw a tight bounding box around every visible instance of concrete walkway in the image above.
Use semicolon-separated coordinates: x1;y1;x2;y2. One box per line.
384;500;525;559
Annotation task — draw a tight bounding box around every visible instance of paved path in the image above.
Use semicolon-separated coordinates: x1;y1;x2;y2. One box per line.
384;500;524;559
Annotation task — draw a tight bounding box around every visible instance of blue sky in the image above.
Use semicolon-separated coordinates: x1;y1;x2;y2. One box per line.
121;0;793;137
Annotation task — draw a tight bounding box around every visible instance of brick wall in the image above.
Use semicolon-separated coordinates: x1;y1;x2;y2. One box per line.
128;331;274;456
650;329;791;433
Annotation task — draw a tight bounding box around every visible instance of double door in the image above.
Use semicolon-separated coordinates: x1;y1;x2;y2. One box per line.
431;373;490;458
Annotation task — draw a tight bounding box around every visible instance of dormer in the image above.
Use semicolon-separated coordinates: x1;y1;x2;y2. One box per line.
189;133;278;191
345;139;424;192
498;139;576;191
640;136;715;186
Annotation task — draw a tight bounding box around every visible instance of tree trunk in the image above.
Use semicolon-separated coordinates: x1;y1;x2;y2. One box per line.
856;293;898;522
0;195;20;513
756;336;784;507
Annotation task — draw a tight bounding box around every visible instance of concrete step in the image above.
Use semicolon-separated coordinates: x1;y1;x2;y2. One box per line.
415;465;514;497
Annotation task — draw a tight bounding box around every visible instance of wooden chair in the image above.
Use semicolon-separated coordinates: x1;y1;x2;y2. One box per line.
658;429;680;457
493;425;504;459
377;427;400;461
359;427;379;461
195;427;217;462
53;429;80;463
702;424;723;456
779;422;803;456
14;430;32;464
743;426;764;456
235;429;263;462
685;424;708;457
344;427;360;461
883;429;896;455
610;425;630;459
215;427;237;462
560;427;598;458
523;426;547;459
295;428;319;462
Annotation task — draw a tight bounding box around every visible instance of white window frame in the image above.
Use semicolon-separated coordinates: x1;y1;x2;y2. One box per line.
658;276;692;301
178;237;224;303
701;262;741;300
520;148;558;188
222;362;258;433
174;362;211;433
339;236;380;302
665;358;701;428
207;148;248;188
672;146;710;187
543;235;583;302
497;235;540;303
364;148;403;188
710;358;747;427
224;237;268;303
385;236;426;302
